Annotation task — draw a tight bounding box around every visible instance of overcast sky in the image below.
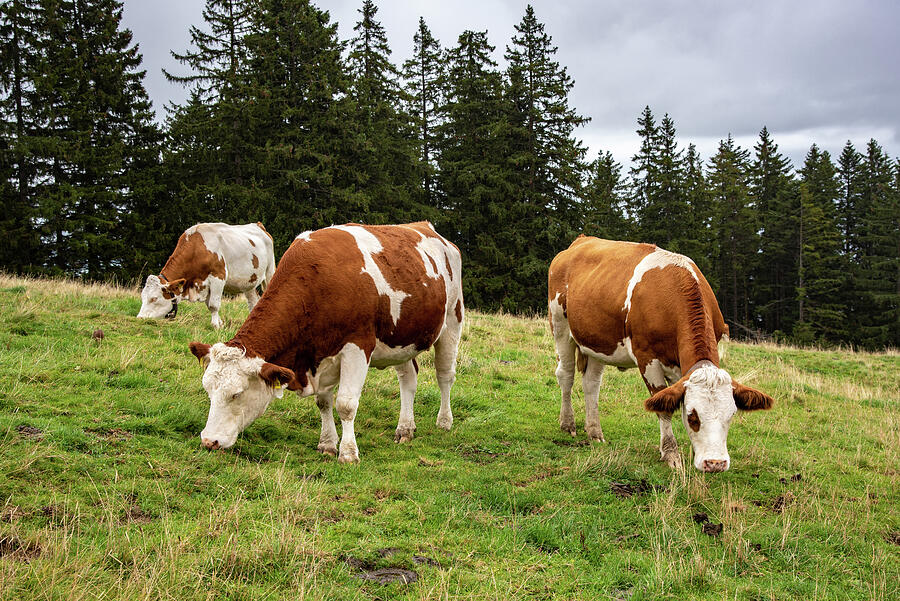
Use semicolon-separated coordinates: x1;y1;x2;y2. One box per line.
121;0;900;170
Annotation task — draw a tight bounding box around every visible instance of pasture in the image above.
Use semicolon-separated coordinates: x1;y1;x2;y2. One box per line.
0;274;897;600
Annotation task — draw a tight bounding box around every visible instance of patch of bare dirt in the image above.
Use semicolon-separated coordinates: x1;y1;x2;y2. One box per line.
552;438;590;447
0;536;41;562
457;444;502;464
123;506;152;523
610;480;653;498
357;567;418;584
885;532;900;546
85;427;133;442
772;492;796;513
16;424;43;440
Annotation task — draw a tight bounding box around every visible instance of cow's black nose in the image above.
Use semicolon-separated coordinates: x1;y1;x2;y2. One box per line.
201;438;220;450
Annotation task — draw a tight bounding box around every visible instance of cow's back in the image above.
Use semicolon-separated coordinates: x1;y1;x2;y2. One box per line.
549;237;655;356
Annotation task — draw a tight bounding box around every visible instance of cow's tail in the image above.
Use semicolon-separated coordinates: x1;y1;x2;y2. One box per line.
575;346;588;375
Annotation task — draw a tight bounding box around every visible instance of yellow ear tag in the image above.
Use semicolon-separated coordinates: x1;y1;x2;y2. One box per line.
273;382;285;399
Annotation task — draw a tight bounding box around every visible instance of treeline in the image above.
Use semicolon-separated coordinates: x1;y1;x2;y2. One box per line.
1;0;897;348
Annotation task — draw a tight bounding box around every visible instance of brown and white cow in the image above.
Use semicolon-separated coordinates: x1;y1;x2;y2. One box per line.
187;222;464;463
548;236;773;472
138;222;275;329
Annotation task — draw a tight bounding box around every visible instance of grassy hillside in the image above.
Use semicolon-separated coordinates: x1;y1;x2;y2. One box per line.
0;274;897;600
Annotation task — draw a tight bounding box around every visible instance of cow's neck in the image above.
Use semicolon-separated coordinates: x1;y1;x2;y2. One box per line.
226;286;309;367
674;280;720;372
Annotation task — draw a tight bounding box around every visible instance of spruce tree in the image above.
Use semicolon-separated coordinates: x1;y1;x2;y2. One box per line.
0;0;42;273
750;126;797;334
502;4;588;309
707;135;756;333
583;150;627;239
642;114;689;251
680;143;714;279
856;140;899;347
401;17;443;208
29;0;161;279
628;105;659;226
437;30;511;310
795;145;845;344
345;0;418;223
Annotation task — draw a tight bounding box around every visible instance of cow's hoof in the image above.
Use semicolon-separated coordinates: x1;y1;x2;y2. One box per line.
436;414;453;431
394;426;415;444
661;452;682;469
586;425;605;443
317;443;337;457
338;453;359;465
560;424;576;437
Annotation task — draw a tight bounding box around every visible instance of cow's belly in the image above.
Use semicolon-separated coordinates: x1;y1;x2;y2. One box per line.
369;339;421;369
577;336;638;369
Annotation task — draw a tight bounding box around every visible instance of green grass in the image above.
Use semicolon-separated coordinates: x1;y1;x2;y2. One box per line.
0;274;898;600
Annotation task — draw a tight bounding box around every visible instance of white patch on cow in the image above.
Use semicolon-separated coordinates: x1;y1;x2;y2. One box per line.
296;230;313;242
579;337;638;369
370;339;420;369
681;363;737;472
624;248;699;314
199;343;280;449
137;274;175;319
332;225;409;325
643;359;667;388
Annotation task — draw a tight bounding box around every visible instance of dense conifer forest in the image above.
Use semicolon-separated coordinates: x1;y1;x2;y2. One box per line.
1;0;898;348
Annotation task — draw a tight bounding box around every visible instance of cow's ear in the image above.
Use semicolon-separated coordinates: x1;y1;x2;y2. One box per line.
189;341;211;366
644;381;685;414
732;381;774;411
259;362;300;397
145;274;160;286
166;278;186;295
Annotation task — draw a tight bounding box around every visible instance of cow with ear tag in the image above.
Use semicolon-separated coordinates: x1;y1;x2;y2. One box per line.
549;236;773;472
188;222;464;462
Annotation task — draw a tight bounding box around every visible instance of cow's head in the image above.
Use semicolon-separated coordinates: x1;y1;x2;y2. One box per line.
644;364;773;472
137;275;183;320
188;342;313;450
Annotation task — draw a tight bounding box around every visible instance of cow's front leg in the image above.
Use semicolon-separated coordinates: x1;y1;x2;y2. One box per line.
394;360;417;443
658;412;681;468
334;344;369;464
315;388;338;457
206;277;226;329
581;358;606;442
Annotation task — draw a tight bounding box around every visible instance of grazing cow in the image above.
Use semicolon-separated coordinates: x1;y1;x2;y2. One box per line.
188;222;464;463
548;236;773;472
138;222;275;329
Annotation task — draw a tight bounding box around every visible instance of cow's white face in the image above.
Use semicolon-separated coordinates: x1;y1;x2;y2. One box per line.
137;275;176;319
189;342;308;450
681;365;737;472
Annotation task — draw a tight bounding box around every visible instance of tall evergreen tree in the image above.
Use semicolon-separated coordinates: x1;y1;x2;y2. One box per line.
0;0;42;273
640;113;690;251
708;135;756;332
836;140;864;256
855;140;899;347
680;143;714;278
750;126;797;334
795;145;845;343
29;0;161;279
628;105;659;224
345;0;418;222
583;150;627;239
502;4;588;308
401;17;443;208
437;30;511;310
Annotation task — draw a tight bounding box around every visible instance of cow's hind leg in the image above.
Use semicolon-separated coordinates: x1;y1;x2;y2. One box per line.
394;359;417;443
206;277;226;329
433;305;462;431
581;358;606;442
315;387;338;457
244;287;260;311
551;312;577;437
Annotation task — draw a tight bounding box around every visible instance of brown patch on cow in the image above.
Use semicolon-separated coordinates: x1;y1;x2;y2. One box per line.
226;222;460;389
248;238;256;247
444;254;453;280
252;254;259;269
159;228;226;297
687;409;701;432
256;221;273;241
455;299;463;323
249;273;257;284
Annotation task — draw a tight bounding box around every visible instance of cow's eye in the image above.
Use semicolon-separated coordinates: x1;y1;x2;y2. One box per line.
231;393;240;400
687;409;701;432
150;297;158;303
